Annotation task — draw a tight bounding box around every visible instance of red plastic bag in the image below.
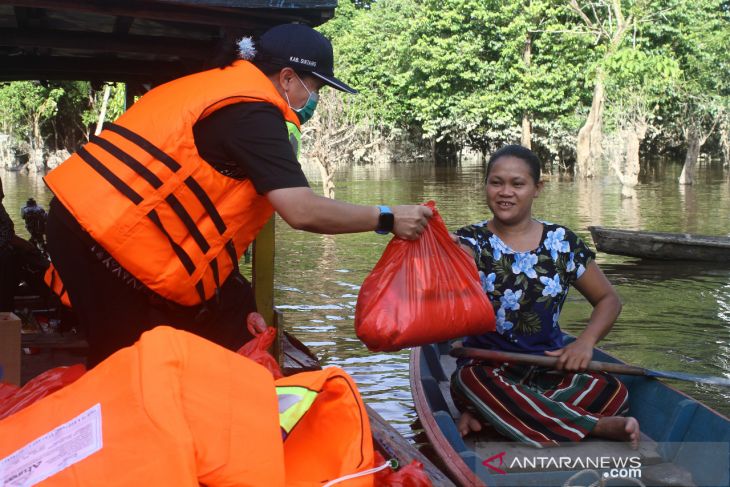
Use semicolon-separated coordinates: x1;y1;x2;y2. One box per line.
0;364;86;420
374;452;433;487
236;312;283;379
355;201;495;351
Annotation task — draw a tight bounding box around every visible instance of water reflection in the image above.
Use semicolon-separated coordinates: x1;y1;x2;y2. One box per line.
2;159;730;439
573;177;606;228
717;283;730;323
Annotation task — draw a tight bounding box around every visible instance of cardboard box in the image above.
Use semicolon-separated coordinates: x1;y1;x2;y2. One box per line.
0;312;21;385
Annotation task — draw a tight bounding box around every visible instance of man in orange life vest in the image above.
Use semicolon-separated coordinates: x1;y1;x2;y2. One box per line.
44;24;432;366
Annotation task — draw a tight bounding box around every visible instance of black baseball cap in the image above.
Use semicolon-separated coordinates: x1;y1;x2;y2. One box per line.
258;24;357;94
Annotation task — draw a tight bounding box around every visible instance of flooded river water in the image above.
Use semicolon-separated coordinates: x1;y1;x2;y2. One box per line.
2;157;729;439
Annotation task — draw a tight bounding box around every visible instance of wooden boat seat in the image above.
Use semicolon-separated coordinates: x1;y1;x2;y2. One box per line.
21;332;88;350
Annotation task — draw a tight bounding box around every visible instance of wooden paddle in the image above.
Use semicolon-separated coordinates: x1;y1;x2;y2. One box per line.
450;347;730;387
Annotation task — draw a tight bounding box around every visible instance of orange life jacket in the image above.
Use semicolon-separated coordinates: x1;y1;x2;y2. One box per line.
43;263;71;308
0;327;376;486
0;326;285;486
277;369;375;487
44;61;301;306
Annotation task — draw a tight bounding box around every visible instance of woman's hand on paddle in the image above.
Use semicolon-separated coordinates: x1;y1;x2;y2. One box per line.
545;338;594;372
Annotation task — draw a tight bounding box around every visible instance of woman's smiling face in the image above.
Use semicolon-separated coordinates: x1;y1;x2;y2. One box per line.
485;155;542;225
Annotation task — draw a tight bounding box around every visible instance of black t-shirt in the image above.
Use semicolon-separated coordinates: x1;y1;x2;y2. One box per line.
193;102;309;194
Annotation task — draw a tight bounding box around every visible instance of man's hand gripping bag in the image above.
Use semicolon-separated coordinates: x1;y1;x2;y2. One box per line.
355;201;495;351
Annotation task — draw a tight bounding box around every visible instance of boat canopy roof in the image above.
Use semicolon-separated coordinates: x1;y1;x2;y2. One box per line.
0;0;338;84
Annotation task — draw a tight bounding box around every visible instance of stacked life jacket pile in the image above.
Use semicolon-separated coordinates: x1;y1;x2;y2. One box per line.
0;326;416;486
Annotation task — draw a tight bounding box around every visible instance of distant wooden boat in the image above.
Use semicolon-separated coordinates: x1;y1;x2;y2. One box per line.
410;338;730;486
588;226;730;262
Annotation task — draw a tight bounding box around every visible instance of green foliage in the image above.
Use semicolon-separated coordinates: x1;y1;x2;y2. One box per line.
80;83;126;133
0;80;127;160
320;0;728;164
323;0;607;158
640;0;729;147
0;81;64;147
0;0;726;168
408;0;508;139
321;0;421;129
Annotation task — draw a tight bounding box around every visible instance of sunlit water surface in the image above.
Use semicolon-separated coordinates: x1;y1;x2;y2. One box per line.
2;158;729;440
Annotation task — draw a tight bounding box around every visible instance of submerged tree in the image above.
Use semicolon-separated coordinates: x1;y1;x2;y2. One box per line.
0;81;63;171
666;0;730;184
603;48;680;196
568;0;641;178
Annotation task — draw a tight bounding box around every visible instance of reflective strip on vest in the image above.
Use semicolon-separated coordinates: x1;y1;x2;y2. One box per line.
286;121;302;159
277;386;317;437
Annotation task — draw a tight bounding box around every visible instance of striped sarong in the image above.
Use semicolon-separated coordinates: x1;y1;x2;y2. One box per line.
451;360;629;447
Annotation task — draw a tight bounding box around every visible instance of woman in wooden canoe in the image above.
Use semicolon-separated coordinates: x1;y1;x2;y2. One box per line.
450;144;639;448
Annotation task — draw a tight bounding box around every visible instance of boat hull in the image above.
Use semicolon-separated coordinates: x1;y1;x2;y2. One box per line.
588;226;730;262
410;339;730;486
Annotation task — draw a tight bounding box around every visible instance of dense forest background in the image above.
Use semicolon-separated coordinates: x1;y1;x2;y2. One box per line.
1;0;728;194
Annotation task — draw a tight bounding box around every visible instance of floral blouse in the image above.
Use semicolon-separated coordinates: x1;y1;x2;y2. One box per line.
456;220;595;354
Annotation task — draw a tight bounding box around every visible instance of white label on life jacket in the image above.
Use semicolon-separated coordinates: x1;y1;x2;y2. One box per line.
1;403;103;486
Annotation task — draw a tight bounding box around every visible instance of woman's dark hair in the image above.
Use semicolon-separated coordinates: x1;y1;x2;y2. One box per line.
211;39;308;79
251;60;285;76
485;145;542;184
250;60;310;81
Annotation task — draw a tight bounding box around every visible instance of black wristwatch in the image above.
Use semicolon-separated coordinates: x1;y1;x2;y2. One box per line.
375;205;394;235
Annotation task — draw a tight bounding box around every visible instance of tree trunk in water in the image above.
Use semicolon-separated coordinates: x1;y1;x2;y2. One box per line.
624;119;647;187
521;114;532;149
575;77;605;179
617;119;647;198
721;123;729;168
95;85;112;136
432;135;458;166
521;31;532;149
678;131;702;185
29;115;44;172
317;160;335;199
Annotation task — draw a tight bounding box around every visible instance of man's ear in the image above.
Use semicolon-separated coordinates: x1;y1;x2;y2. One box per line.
279;67;296;89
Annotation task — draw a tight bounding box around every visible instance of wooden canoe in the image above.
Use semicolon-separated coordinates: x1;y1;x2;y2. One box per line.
588;226;730;262
410;338;730;486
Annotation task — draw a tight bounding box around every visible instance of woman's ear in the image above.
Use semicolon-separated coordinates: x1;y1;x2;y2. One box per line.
534;180;544;198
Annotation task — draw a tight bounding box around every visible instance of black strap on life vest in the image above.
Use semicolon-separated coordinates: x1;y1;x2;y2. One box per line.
164;194;210;254
76;146;143;205
104;122;181;172
100;125;231;255
79;122;249;304
90;135;163;189
146;210;196;276
91;133;213;257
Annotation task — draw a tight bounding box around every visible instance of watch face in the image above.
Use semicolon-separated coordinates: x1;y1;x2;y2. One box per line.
377;212;394;234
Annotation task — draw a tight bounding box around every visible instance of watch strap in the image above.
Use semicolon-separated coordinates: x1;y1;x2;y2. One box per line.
375;205;394;235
